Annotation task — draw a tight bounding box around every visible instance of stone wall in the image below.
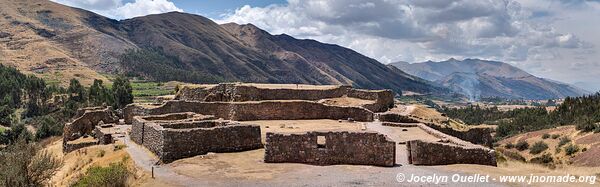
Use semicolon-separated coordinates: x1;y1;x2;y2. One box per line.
64;140;98;153
378;112;493;147
124;100;374;124
175;83;394;112
130;115;262;163
94;125;115;145
378;112;420;123
407;140;496;166
264;131;396;167
63;107;119;142
423;123;495;147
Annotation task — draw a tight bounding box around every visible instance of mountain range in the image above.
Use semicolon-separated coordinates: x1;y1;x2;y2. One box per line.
391;59;588;100
0;0;448;96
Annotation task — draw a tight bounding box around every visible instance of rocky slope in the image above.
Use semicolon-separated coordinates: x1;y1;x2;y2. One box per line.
391;59;588;100
0;0;447;95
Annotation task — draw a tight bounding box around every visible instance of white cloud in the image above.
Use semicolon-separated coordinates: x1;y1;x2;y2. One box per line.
51;0;182;19
218;0;600;91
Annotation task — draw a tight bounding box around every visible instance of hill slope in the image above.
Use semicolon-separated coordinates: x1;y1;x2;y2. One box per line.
0;0;446;95
391;59;587;100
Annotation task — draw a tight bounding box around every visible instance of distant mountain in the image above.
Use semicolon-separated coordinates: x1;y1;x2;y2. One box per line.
391;59;588;100
0;0;449;95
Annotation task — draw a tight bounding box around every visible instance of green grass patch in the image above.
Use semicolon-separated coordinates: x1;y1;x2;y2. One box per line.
131;82;174;96
73;162;129;187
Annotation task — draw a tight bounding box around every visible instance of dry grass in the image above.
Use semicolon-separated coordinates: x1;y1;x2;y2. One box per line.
44;139;156;186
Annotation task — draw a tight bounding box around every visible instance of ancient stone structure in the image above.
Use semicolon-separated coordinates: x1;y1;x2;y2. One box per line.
94;123;116;145
387;122;497;166
407;140;496;166
63;138;98;153
379;112;494;147
264;131;396;167
130;113;262;163
378;112;420;123
63;107;119;142
175;83;394;112
124;100;374;124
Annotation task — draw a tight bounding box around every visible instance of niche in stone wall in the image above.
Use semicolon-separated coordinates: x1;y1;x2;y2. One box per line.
317;135;326;148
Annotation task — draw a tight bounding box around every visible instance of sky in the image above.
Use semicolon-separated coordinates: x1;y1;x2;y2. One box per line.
51;0;600;91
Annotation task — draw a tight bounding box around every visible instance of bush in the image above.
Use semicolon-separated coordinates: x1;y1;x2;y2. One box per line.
73;162;129;187
505;143;514;149
515;140;529;151
530;153;553;164
496;150;507;163
529;141;549;154
564;144;580;156
503;150;526;162
558;137;571;147
97;150;106;157
0;139;61;187
542;134;550;139
551;134;560;139
114;144;126;151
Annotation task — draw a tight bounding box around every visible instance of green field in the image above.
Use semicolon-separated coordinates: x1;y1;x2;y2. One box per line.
131;81;178;103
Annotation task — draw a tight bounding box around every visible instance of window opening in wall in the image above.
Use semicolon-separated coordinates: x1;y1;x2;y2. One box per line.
317;135;326;148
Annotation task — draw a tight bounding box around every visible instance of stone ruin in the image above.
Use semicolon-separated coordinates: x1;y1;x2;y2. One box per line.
175;83;395;112
130;112;263;163
123;83;395;124
383;122;497;166
63;107;120;152
264;131;396;167
79;83;497;167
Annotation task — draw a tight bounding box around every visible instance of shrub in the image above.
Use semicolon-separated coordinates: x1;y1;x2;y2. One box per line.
496;150;507;163
551;134;560;139
529;141;549;154
542;134;550;139
0;139;61;187
530;153;553;164
558;137;571;147
73;162;129;187
114;144;126;151
503;150;526;162
564;144;580;156
97;150;106;157
515;140;529;151
505;142;514;149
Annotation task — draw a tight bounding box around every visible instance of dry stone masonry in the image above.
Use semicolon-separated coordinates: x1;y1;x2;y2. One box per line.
130;113;262;163
264;131;396;167
118;83;497;167
124;100;374;124
62;107;119;152
175;83;394;112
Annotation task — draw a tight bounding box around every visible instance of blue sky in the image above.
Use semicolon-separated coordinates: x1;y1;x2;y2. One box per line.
51;0;600;91
169;0;286;19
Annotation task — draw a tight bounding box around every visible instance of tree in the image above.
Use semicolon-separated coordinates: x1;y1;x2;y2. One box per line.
112;76;133;109
0;138;61;187
88;79;112;106
68;78;86;102
35;116;62;140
